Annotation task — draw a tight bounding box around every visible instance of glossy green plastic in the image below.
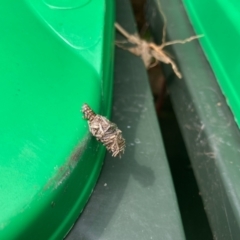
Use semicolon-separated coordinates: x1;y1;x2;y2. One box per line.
0;0;114;239
182;0;240;127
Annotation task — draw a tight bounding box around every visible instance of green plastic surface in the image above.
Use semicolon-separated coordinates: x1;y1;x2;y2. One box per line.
0;0;114;239
182;0;240;127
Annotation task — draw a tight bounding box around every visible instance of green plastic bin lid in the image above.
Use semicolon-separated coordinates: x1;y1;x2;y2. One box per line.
183;0;240;127
0;0;114;239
